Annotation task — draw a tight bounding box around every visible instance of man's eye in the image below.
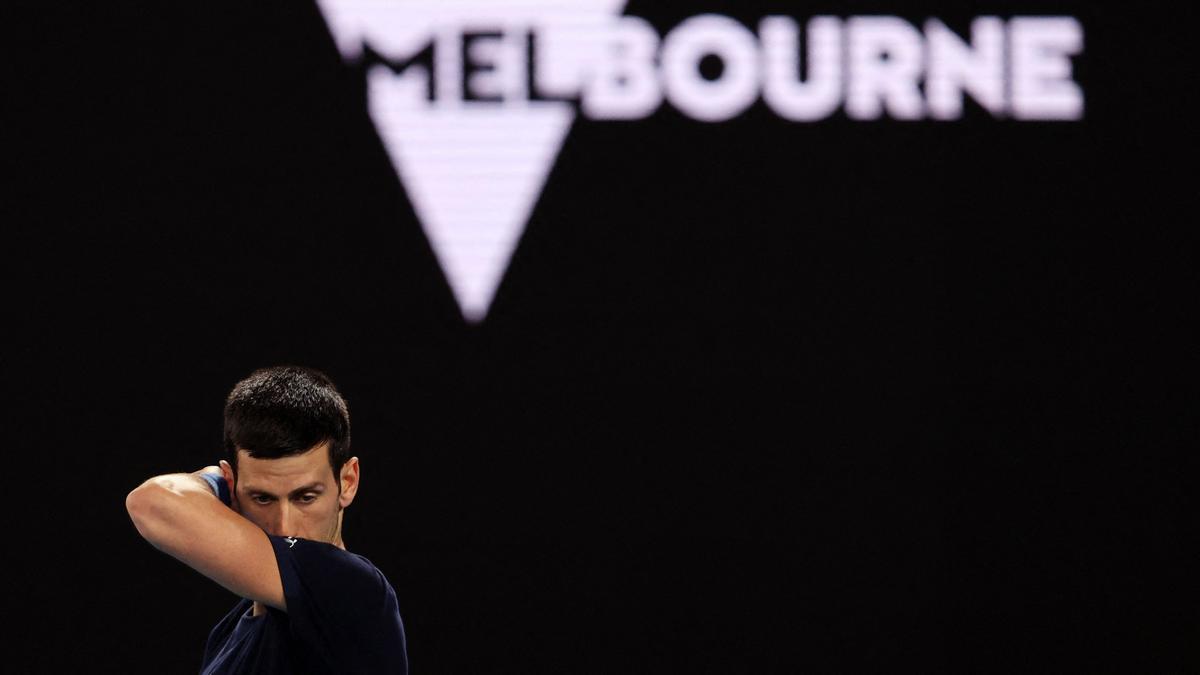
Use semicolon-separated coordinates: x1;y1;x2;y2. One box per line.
297;494;318;504
252;496;274;505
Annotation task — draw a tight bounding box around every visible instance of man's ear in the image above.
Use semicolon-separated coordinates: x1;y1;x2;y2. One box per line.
219;460;239;511
338;457;360;509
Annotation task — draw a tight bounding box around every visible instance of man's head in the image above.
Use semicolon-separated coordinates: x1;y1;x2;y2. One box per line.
219;366;359;545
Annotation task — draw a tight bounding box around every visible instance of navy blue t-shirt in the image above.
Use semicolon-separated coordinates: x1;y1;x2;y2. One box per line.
200;535;408;674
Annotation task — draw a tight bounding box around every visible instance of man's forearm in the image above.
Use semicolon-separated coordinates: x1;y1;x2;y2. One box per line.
130;468;223;499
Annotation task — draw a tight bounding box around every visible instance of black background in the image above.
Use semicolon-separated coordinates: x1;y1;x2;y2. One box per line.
8;1;1194;672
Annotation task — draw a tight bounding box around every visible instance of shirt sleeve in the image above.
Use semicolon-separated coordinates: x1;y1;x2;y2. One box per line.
269;535;409;675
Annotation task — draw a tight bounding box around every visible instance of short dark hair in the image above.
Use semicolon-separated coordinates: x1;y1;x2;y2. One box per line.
223;365;351;485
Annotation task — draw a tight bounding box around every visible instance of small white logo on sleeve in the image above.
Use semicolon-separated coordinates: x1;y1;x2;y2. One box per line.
285;537;298;548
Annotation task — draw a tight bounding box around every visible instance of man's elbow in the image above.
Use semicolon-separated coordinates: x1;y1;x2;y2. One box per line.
126;482;170;546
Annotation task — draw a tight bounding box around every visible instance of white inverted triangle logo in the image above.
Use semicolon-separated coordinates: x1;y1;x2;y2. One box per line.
315;0;628;322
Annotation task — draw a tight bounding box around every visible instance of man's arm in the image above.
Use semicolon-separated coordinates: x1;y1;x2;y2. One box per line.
125;467;286;610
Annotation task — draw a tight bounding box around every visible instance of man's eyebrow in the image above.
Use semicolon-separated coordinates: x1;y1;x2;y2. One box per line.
244;483;327;497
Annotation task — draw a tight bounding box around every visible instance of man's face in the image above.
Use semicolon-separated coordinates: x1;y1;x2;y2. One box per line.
220;441;359;545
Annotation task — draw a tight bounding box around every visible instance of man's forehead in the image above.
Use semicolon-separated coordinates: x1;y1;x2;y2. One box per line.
235;443;332;487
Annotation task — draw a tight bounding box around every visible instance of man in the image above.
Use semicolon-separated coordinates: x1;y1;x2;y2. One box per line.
126;365;409;674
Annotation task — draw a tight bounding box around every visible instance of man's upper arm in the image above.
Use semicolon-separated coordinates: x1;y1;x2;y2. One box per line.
126;476;285;611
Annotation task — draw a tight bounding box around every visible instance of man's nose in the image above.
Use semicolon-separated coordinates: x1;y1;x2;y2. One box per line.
271;503;295;536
